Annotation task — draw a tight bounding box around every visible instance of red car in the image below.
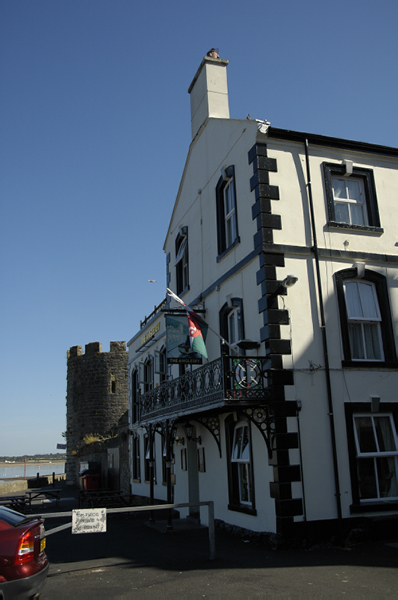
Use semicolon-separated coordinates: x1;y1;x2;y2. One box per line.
0;506;48;599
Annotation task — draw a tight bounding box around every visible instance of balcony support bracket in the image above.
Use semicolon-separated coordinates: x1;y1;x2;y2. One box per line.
242;405;275;460
196;415;222;458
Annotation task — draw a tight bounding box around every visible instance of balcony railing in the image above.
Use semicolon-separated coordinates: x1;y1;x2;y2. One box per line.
139;356;271;422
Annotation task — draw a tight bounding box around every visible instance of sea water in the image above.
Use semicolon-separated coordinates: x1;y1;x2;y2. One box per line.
0;463;65;479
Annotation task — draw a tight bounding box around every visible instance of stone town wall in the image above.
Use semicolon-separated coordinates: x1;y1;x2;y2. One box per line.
65;342;129;488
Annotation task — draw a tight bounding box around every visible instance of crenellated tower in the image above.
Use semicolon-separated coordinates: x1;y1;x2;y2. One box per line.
65;341;128;486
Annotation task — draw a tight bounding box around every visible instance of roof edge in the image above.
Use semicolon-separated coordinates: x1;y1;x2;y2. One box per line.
267;127;398;157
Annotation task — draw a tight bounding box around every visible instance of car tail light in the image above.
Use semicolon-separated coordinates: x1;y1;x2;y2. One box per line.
15;530;35;564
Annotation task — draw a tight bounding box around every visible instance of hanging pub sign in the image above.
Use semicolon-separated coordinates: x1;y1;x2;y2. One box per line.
165;314;203;364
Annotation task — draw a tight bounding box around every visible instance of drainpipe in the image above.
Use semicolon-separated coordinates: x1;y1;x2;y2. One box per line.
304;139;343;536
165;420;173;530
149;424;155;522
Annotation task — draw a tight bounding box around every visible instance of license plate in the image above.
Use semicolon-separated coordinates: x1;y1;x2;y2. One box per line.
40;538;46;552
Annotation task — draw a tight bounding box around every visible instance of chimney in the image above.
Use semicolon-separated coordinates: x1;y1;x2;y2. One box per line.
188;49;230;139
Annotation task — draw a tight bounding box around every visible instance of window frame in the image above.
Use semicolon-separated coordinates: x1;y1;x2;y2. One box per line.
144;434;156;483
219;298;245;355
335;269;397;368
132;433;141;482
353;413;398;503
130;368;139;424
345;403;398;512
175;227;189;295
225;414;256;515
216;165;240;260
323;162;382;232
155;346;168;384
143;356;154;393
343;280;384;362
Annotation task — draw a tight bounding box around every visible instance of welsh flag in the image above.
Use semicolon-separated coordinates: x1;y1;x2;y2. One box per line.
167;288;208;359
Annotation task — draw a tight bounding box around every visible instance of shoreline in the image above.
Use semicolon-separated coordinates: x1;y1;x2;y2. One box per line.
0;460;65;467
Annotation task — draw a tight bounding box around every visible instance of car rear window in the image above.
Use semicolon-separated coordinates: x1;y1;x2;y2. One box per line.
0;507;30;527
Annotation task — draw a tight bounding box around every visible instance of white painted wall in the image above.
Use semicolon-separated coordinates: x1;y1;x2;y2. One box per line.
128;110;398;532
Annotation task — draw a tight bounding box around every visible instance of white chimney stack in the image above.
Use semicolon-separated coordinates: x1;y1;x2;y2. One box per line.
188;50;230;139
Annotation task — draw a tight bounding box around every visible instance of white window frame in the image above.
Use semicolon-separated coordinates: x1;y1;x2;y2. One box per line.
143;357;154;392
353;413;398;502
231;421;252;505
331;176;368;226
132;434;141;481
228;307;243;349
223;178;237;249
343;280;384;362
155;347;168;383
144;434;156;482
175;232;188;294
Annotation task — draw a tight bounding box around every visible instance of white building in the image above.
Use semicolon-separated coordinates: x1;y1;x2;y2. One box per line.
127;51;398;538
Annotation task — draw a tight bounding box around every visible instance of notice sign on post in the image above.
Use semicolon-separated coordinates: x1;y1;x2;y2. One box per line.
72;508;107;534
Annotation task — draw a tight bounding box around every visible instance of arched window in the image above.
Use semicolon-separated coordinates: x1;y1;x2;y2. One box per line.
335;269;397;367
130;368;139;424
175;227;189;295
343;280;383;361
225;415;256;514
155;346;168;384
231;421;252;505
216;166;240;260
132;433;141;482
140;356;154;393
219;298;245;355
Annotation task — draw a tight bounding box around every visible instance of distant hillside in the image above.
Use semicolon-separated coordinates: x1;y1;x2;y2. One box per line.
0;453;66;462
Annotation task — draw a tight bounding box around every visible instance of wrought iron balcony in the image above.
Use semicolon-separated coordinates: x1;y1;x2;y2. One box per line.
138;356;271;423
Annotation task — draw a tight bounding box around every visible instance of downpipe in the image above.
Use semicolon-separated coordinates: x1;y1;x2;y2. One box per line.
304;139;343;537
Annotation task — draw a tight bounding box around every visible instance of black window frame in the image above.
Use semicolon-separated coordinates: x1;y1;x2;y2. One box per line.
345;402;398;513
155;346;168;384
144;433;156;484
175;227;189;296
335;268;397;368
219;298;245;355
132;433;141;482
225;414;256;515
216;165;240;261
130;368;139;424
323;162;382;233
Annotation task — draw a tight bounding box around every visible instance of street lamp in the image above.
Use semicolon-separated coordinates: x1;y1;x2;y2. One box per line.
184;422;202;444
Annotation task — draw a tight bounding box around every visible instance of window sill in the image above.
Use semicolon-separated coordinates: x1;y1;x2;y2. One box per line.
342;360;398;369
132;478;141;484
217;237;240;263
350;501;398;514
328;221;383;234
228;503;257;516
176;285;190;298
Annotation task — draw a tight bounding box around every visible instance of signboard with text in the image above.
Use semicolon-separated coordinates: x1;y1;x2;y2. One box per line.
165;314;202;364
72;509;107;534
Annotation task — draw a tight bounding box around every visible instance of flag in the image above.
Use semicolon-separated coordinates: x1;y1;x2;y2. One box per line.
167;288;208;359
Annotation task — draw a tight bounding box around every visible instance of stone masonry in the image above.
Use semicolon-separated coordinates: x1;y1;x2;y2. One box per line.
65;341;129;490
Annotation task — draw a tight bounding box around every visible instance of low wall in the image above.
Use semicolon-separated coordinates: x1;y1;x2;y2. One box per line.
0;473;66;495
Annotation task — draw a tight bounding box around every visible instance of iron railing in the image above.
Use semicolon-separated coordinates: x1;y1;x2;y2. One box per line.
139;356;271;422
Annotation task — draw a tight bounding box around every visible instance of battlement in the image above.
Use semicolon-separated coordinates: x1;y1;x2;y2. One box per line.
65;340;128;488
68;341;126;358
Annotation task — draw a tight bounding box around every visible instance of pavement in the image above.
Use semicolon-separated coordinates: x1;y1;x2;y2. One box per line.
22;485;398;598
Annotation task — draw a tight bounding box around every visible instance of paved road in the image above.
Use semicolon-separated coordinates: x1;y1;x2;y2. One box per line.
40;509;398;599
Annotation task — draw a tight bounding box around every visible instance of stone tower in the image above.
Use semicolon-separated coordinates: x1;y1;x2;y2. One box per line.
65;341;128;486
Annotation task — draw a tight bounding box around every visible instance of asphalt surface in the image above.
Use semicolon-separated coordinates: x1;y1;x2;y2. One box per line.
27;488;398;598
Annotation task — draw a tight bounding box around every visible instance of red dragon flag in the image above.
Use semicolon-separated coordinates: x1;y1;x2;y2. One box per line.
167;288;208;360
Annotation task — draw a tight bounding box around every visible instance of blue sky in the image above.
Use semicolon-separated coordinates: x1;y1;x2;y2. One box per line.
1;0;397;456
